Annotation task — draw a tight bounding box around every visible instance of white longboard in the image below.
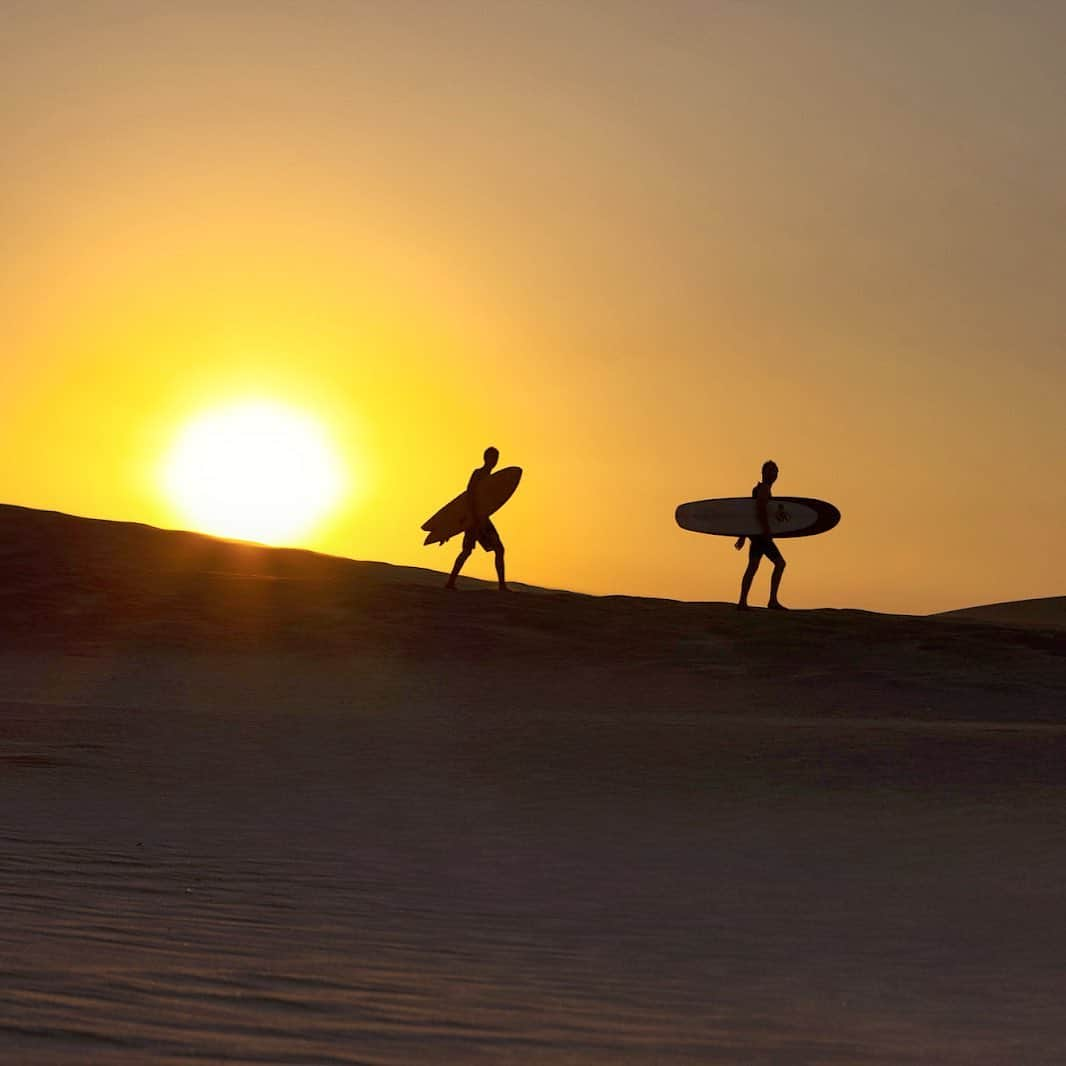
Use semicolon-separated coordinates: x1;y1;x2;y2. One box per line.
675;497;840;539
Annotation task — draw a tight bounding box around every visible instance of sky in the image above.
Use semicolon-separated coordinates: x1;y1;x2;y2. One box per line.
4;1;1064;614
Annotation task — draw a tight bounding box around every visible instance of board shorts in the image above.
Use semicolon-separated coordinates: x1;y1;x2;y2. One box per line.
748;535;784;567
463;518;502;553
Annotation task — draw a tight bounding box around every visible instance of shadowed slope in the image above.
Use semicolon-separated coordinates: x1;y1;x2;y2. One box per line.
935;597;1066;630
0;503;1062;721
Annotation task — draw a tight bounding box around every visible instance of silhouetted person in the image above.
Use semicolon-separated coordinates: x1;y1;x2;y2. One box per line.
445;446;508;591
736;459;787;610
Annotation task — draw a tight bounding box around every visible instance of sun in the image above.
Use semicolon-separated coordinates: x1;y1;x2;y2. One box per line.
163;400;346;544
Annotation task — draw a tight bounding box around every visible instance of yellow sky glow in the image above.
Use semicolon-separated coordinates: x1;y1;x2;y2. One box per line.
3;3;1065;613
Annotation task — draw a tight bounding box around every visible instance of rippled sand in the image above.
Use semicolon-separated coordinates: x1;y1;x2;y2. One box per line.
4;658;1066;1065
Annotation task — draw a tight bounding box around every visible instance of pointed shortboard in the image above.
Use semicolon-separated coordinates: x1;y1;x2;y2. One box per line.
421;467;523;546
675;497;840;539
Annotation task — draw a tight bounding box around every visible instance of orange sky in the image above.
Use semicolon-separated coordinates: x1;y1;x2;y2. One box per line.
4;2;1064;614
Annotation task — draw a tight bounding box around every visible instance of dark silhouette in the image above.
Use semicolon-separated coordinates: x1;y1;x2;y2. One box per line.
445;446;508;591
736;459;787;610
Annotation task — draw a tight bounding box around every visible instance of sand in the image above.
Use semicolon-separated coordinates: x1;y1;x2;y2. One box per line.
936;596;1066;631
1;504;1064;1063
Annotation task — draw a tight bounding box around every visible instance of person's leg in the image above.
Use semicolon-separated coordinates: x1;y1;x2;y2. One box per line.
494;545;507;590
445;548;471;588
446;532;476;588
767;547;787;608
738;558;760;609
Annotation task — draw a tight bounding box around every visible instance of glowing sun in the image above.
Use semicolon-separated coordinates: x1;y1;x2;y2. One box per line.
163;400;345;544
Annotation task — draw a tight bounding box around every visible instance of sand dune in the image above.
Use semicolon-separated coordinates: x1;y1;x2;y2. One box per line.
2;504;1066;1064
935;595;1066;630
0;503;1062;718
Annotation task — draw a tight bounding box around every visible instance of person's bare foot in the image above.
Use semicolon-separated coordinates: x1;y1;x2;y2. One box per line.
498;584;511;592
767;601;788;610
444;580;457;590
736;602;750;611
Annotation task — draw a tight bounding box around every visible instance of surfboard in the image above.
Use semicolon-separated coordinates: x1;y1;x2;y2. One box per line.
421;467;523;546
675;497;840;539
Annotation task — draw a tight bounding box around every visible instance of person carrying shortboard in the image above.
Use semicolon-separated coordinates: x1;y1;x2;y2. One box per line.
444;446;510;591
736;459;787;611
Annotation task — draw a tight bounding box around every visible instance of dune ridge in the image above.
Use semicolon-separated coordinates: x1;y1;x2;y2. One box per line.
0;502;1061;722
936;596;1066;630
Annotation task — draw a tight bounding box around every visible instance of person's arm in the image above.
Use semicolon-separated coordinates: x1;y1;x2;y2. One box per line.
755;483;772;538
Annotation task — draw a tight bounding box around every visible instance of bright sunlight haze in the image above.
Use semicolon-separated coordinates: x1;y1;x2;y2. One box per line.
162;402;345;545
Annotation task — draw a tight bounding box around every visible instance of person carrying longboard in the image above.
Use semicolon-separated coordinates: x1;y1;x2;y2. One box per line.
445;446;509;591
736;459;787;610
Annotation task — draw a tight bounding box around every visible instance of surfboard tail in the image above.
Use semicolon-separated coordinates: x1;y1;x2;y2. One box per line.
423;530;455;546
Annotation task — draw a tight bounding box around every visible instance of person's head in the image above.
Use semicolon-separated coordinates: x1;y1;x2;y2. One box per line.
483;446;499;470
761;459;778;484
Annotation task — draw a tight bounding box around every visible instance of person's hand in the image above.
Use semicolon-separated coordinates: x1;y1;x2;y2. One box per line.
734;537;745;550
